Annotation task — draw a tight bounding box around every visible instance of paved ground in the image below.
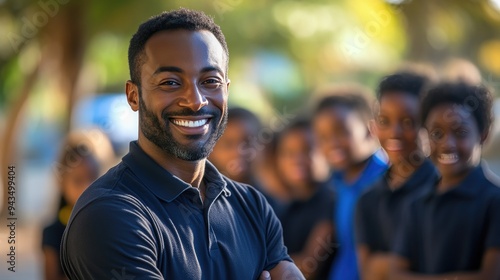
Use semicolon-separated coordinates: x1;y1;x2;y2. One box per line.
0;223;43;280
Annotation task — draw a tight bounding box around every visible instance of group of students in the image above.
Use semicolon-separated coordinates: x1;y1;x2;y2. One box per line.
208;70;500;279
41;69;500;280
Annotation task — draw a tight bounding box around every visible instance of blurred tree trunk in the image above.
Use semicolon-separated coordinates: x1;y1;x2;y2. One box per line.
0;0;85;216
43;0;86;131
400;0;433;61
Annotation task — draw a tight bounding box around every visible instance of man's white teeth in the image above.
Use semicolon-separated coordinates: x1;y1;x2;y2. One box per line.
385;139;403;151
172;119;208;128
438;153;459;164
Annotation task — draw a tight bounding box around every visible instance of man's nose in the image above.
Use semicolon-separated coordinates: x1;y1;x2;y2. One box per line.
178;84;209;111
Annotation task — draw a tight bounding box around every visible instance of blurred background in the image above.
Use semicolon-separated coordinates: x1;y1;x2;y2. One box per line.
1;0;500;279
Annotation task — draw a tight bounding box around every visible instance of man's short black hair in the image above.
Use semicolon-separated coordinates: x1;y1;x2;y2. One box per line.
377;72;430;100
420;82;494;135
128;8;229;86
313;87;373;123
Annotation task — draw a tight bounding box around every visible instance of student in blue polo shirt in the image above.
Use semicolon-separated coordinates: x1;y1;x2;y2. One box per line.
355;72;438;280
391;82;500;279
61;9;303;280
313;86;389;280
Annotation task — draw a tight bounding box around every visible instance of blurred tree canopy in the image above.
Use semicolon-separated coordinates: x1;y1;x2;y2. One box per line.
1;0;500;119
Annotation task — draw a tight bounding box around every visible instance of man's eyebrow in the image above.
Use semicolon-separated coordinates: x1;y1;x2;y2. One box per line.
153;66;183;75
152;66;224;76
201;66;224;75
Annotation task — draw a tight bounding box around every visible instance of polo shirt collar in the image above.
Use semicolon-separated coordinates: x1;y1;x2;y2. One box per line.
383;159;438;194
122;141;227;203
331;149;388;190
423;162;487;200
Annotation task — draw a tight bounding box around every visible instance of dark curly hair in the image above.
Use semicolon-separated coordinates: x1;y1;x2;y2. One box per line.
128;8;229;86
420;82;493;135
377;71;430;100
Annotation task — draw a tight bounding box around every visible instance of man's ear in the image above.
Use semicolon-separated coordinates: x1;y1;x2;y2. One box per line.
126;80;139;112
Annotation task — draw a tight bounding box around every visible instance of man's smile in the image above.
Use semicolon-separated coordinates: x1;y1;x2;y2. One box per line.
171;118;210;128
169;116;213;136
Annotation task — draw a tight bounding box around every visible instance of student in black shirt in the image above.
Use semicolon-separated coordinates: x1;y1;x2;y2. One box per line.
275;119;336;279
391;82;500;279
355;72;438;280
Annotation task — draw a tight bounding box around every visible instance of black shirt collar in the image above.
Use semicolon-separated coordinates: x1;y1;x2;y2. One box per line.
122;141;227;203
381;158;438;194
422;162;488;200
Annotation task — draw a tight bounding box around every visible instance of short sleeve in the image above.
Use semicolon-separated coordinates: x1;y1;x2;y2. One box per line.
485;192;500;249
258;191;293;270
61;197;163;280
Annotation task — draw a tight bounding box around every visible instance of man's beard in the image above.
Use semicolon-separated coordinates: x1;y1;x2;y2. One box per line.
138;95;227;161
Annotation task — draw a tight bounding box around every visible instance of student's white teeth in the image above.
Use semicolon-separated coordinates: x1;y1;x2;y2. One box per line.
438;153;459;164
385;139;403;151
172;119;208;128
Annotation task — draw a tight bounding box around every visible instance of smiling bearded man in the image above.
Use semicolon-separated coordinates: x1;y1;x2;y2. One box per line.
60;8;304;280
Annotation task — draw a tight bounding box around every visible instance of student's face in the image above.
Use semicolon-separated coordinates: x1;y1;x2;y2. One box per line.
276;128;314;191
127;30;229;161
426;103;483;179
374;92;421;165
209;119;257;182
62;158;98;207
314;107;372;170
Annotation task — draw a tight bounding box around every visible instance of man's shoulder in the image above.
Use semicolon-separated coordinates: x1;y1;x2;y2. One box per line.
71;163;150;223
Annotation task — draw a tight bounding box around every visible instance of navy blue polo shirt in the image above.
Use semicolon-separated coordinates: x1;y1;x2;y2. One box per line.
393;163;500;273
355;159;438;253
61;141;291;279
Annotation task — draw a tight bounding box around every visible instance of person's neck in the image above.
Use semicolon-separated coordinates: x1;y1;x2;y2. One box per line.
387;156;423;190
437;170;471;193
437;161;480;193
292;182;317;201
343;155;372;184
137;137;206;189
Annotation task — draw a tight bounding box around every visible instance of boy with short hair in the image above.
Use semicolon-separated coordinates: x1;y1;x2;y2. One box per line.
313;86;389;280
391;82;500;280
355;72;439;280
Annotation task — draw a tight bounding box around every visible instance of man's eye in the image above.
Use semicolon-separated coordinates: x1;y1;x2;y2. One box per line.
160;80;180;86
202;79;223;88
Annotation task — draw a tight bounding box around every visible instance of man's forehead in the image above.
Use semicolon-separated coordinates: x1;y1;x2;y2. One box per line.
142;29;226;68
